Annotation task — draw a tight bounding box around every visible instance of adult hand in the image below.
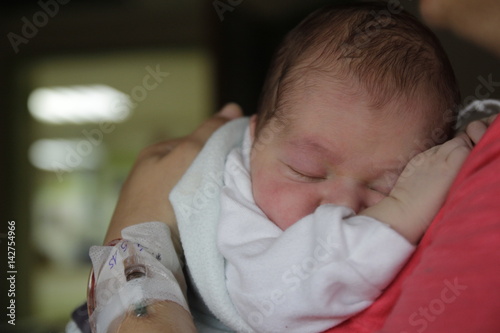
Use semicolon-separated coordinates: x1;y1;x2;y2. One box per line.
103;103;243;255
419;0;500;57
111;301;197;333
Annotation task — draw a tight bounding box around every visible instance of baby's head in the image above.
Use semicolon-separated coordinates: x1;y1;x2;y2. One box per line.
249;2;461;230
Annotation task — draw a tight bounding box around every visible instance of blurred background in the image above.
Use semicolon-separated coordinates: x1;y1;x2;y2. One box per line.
1;0;499;332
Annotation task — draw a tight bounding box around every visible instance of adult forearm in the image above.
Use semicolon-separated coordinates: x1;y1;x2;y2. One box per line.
420;0;500;57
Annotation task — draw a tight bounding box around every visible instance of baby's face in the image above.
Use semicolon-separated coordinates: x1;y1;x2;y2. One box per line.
250;82;430;230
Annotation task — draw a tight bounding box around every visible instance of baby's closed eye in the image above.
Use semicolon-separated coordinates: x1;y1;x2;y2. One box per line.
286;164;327;182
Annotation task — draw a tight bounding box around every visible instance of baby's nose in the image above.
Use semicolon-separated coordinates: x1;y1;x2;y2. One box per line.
319;178;365;213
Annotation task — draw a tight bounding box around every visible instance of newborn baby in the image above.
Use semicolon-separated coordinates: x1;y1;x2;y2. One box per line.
216;2;469;332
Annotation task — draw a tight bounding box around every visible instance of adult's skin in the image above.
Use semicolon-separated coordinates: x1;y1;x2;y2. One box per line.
419;0;500;57
98;0;500;331
109;301;197;333
418;0;500;143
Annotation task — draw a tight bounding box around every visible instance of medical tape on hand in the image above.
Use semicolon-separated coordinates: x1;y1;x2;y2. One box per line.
88;222;189;333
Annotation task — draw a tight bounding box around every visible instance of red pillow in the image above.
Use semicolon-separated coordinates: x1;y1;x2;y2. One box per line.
325;116;500;333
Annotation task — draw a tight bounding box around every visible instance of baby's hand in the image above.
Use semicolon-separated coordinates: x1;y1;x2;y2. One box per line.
361;134;472;244
463;114;498;144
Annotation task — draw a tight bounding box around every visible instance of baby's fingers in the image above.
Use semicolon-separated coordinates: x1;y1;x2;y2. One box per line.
466;114;498;144
439;134;472;167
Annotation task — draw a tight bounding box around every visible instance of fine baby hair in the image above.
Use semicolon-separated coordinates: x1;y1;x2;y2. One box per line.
255;1;460;140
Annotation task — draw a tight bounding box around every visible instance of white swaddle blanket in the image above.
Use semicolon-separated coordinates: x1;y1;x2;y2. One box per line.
170;118;253;332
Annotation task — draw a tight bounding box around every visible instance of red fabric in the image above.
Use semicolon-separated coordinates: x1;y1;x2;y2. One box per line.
325;117;500;333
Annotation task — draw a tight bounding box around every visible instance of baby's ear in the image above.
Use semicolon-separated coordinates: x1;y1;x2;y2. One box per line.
249;114;258;142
